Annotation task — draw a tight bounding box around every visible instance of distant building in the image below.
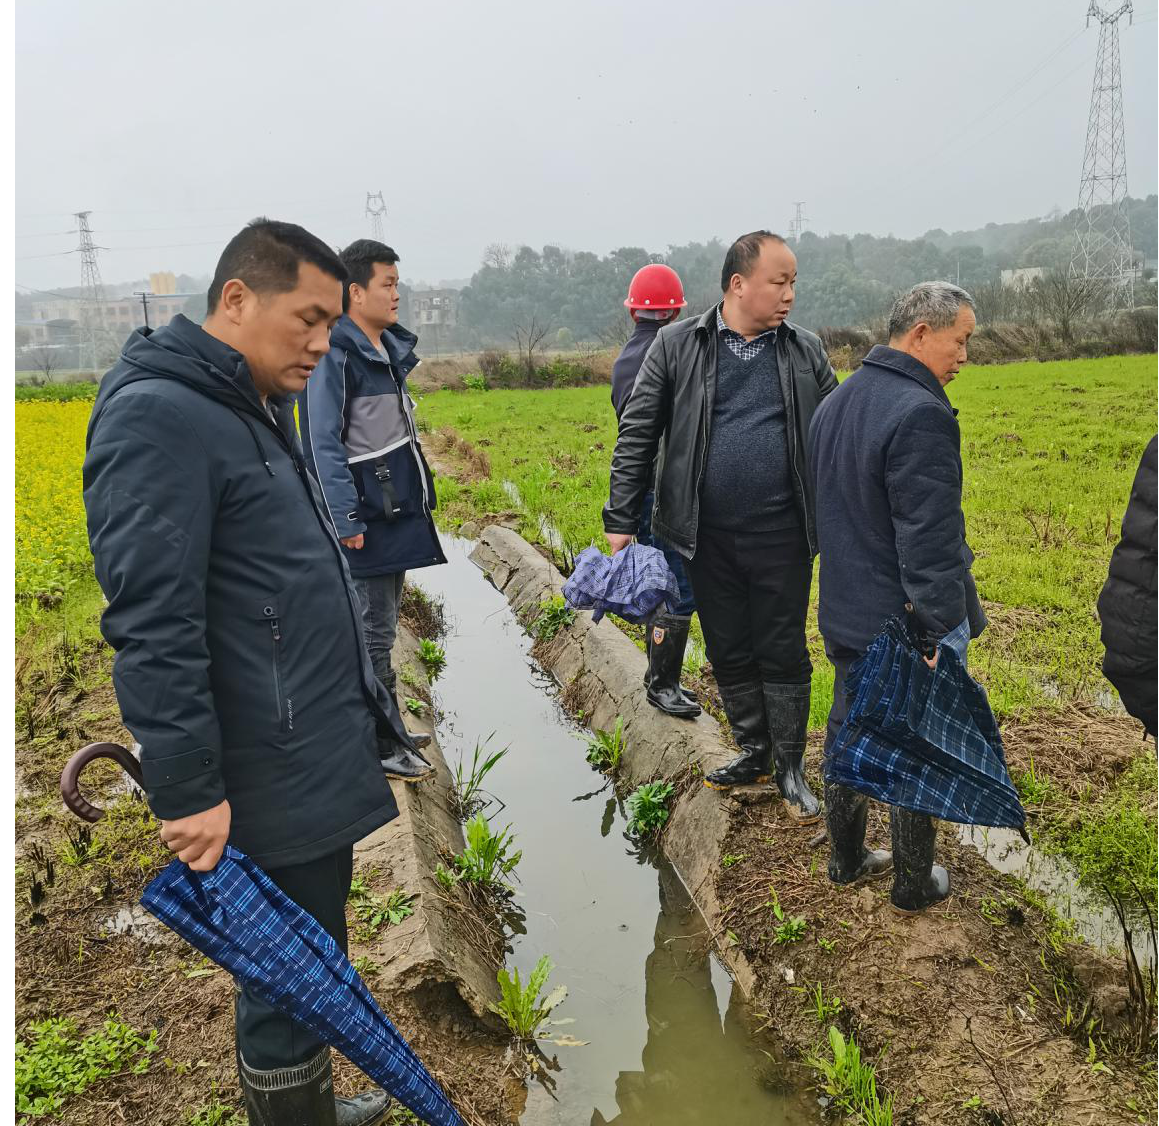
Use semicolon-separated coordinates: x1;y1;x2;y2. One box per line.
1000;267;1046;289
150;271;177;295
28;292;198;336
409;288;459;328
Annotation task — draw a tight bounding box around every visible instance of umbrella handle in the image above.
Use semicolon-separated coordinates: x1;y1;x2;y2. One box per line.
60;742;145;823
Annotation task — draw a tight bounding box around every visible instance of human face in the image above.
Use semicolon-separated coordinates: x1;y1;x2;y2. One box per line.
911;306;976;386
350;261;401;333
235;262;343;399
730;239;798;335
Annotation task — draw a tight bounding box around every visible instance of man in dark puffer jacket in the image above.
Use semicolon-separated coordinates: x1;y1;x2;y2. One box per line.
1097;435;1157;737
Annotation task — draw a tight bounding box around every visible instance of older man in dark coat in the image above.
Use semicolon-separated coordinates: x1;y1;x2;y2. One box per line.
809;281;985;915
84;219;408;1125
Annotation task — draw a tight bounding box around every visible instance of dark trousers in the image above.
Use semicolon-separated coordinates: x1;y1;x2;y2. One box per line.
353;571;406;695
823;652;856;754
685;525;812;688
235;847;354;1070
638;491;696;616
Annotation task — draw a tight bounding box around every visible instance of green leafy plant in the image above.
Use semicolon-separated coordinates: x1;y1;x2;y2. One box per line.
350;955;379;978
807;1026;893;1126
462;373;488;392
451;736;508;820
187;1103;246;1126
801;981;843;1022
1015;756;1053;806
585;716;625;773
721;852;748;868
625;781;675;838
449;813;522;889
404;697;425;716
817;936;837;953
417;638;446;678
531;596;576;641
434;864;459;891
764;884;807;944
489;955;568;1040
16;1016;159;1121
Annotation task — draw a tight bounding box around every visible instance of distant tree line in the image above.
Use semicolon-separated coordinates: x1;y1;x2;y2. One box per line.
448;195;1157;349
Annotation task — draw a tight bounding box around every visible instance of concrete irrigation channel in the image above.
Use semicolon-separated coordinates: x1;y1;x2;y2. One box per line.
403;525;1157;1126
408;533;820;1125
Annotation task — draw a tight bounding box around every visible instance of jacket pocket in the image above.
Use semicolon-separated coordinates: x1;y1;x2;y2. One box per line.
256;600;291;734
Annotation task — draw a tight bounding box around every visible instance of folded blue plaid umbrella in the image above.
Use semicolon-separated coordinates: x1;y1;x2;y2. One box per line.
562;543;680;623
826;617;1029;839
141;847;462;1126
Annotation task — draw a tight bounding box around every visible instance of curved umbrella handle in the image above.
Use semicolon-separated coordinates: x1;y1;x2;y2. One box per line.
60;742;145;822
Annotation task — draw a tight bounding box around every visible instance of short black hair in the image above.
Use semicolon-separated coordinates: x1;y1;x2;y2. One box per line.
720;230;787;292
339;239;400;313
206;218;347;313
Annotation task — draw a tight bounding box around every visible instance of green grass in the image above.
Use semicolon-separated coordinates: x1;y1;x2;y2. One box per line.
807;1026;893;1126
16;1016;158;1121
418;356;1155;717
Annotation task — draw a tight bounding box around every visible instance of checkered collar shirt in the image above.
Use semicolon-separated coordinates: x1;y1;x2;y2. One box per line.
716;304;780;362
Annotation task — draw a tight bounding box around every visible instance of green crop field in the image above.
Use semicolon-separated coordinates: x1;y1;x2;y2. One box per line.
416;354;1156;720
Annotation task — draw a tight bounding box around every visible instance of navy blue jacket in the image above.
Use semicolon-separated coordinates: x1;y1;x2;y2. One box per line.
83;315;407;869
297;316;445;578
611;319;663;420
808;344;985;656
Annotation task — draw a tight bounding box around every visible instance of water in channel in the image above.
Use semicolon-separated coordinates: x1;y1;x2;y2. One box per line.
413;537;819;1126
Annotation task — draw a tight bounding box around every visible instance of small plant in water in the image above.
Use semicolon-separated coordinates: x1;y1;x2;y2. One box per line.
418;638;446;678
489;955;568;1040
451;736;508;820
585;716;625;773
532;596;576;642
625;781;674;838
450;813;522;889
807;1026;893;1126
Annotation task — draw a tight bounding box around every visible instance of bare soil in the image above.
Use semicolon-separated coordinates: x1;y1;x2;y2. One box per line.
14;639;519;1126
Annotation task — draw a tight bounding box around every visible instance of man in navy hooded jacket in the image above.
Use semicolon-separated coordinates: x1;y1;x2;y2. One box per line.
83;219;406;1124
298;240;445;782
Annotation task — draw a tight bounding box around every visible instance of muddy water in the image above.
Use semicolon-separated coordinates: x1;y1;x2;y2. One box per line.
957;825;1156;967
413;537;818;1126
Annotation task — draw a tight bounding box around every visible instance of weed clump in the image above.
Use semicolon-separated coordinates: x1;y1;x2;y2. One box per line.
625;781;674;838
585;716;625;774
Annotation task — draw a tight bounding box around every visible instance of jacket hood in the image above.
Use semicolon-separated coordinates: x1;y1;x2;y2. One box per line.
90;315;267;440
329;315;419;373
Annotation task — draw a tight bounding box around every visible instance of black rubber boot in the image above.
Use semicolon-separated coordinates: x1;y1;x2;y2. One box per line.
825;780;892;885
379;739;435;782
239;1047;391;1126
643;631;697;705
889;807;950;915
645;614;701;718
704;683;772;789
763;682;821;822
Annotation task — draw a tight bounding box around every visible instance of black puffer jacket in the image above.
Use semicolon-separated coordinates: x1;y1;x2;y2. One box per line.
84;316;409;869
1097;435;1157;736
602;305;837;558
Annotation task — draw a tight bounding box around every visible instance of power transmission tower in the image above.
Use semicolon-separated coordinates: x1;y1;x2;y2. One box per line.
788;202;807;242
1070;1;1135;308
365;191;387;241
75;211;113;373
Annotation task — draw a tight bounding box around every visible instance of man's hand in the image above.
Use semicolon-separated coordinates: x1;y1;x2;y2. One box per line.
160;800;231;872
341;534;365;550
923;652;938;669
606;533;633;555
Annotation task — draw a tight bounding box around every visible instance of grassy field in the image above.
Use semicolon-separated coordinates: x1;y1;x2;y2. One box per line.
415;355;1158;908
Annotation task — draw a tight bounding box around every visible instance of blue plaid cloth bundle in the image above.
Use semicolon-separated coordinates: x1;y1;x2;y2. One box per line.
141;847;462;1126
563;543;680;623
825;617;1029;838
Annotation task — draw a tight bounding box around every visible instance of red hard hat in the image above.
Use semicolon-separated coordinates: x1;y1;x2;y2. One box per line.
624;263;687;310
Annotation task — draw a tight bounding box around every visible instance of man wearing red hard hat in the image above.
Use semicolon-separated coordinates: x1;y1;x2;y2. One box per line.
610;264;700;720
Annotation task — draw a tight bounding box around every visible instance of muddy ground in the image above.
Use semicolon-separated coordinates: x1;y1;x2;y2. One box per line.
14;623;522;1126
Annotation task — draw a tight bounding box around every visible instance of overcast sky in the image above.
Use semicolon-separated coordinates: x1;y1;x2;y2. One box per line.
15;0;1159;293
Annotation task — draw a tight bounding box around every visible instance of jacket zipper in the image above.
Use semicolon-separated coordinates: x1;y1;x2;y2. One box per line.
782;341;812;550
269;618;288;732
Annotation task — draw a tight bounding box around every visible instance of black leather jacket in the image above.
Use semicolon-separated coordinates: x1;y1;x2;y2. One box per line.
602;305;838;558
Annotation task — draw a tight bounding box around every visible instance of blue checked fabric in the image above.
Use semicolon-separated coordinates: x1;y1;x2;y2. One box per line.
563;543;680;624
716;305;779;361
141;847;462;1126
825;617;1029;837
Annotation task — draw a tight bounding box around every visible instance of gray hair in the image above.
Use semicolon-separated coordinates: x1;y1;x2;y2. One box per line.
887;282;975;340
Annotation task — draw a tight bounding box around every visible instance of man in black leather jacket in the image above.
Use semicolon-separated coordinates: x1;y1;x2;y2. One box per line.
603;232;837;818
